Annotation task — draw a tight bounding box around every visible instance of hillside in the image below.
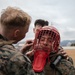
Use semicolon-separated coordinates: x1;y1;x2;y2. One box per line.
60;40;75;46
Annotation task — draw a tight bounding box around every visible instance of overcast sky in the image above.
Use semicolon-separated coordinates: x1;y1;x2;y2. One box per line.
0;0;75;42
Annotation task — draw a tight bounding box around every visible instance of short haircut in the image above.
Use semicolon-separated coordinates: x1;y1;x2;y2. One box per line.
34;19;49;27
0;6;31;29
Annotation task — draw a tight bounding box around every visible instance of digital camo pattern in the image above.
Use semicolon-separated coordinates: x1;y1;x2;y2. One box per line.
44;55;75;75
55;59;75;75
0;35;35;75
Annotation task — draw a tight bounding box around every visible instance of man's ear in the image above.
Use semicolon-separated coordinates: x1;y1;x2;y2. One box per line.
14;29;20;37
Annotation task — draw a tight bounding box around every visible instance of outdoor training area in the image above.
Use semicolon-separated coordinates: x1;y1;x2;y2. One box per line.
63;47;75;66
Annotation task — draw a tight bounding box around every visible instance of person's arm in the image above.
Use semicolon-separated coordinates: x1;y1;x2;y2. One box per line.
50;50;75;75
53;58;75;75
6;52;35;75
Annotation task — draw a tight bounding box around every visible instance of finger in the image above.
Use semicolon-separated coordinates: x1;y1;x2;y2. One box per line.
25;40;33;44
59;49;64;52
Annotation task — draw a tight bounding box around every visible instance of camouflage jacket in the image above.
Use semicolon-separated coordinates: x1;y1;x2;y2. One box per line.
44;54;75;75
0;34;35;75
27;47;75;75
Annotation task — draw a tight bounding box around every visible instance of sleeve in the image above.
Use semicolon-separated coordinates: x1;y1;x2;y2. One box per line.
67;56;74;65
55;59;75;75
6;52;35;75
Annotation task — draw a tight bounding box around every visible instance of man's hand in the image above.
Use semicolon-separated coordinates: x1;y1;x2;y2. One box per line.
57;47;68;59
26;50;34;56
20;40;34;54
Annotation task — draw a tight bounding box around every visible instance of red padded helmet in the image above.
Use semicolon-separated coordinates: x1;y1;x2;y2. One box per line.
34;26;60;53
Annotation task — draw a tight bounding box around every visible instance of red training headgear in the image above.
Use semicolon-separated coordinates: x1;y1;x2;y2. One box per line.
34;26;60;53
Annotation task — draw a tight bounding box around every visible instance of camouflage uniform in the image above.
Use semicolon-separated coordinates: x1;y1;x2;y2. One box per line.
44;54;75;75
0;34;35;75
28;49;75;75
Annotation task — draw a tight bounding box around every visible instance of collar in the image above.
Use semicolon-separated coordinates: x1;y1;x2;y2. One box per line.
0;34;15;46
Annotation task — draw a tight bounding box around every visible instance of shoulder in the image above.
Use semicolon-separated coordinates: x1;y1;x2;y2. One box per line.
8;51;34;75
55;59;75;75
0;44;34;75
